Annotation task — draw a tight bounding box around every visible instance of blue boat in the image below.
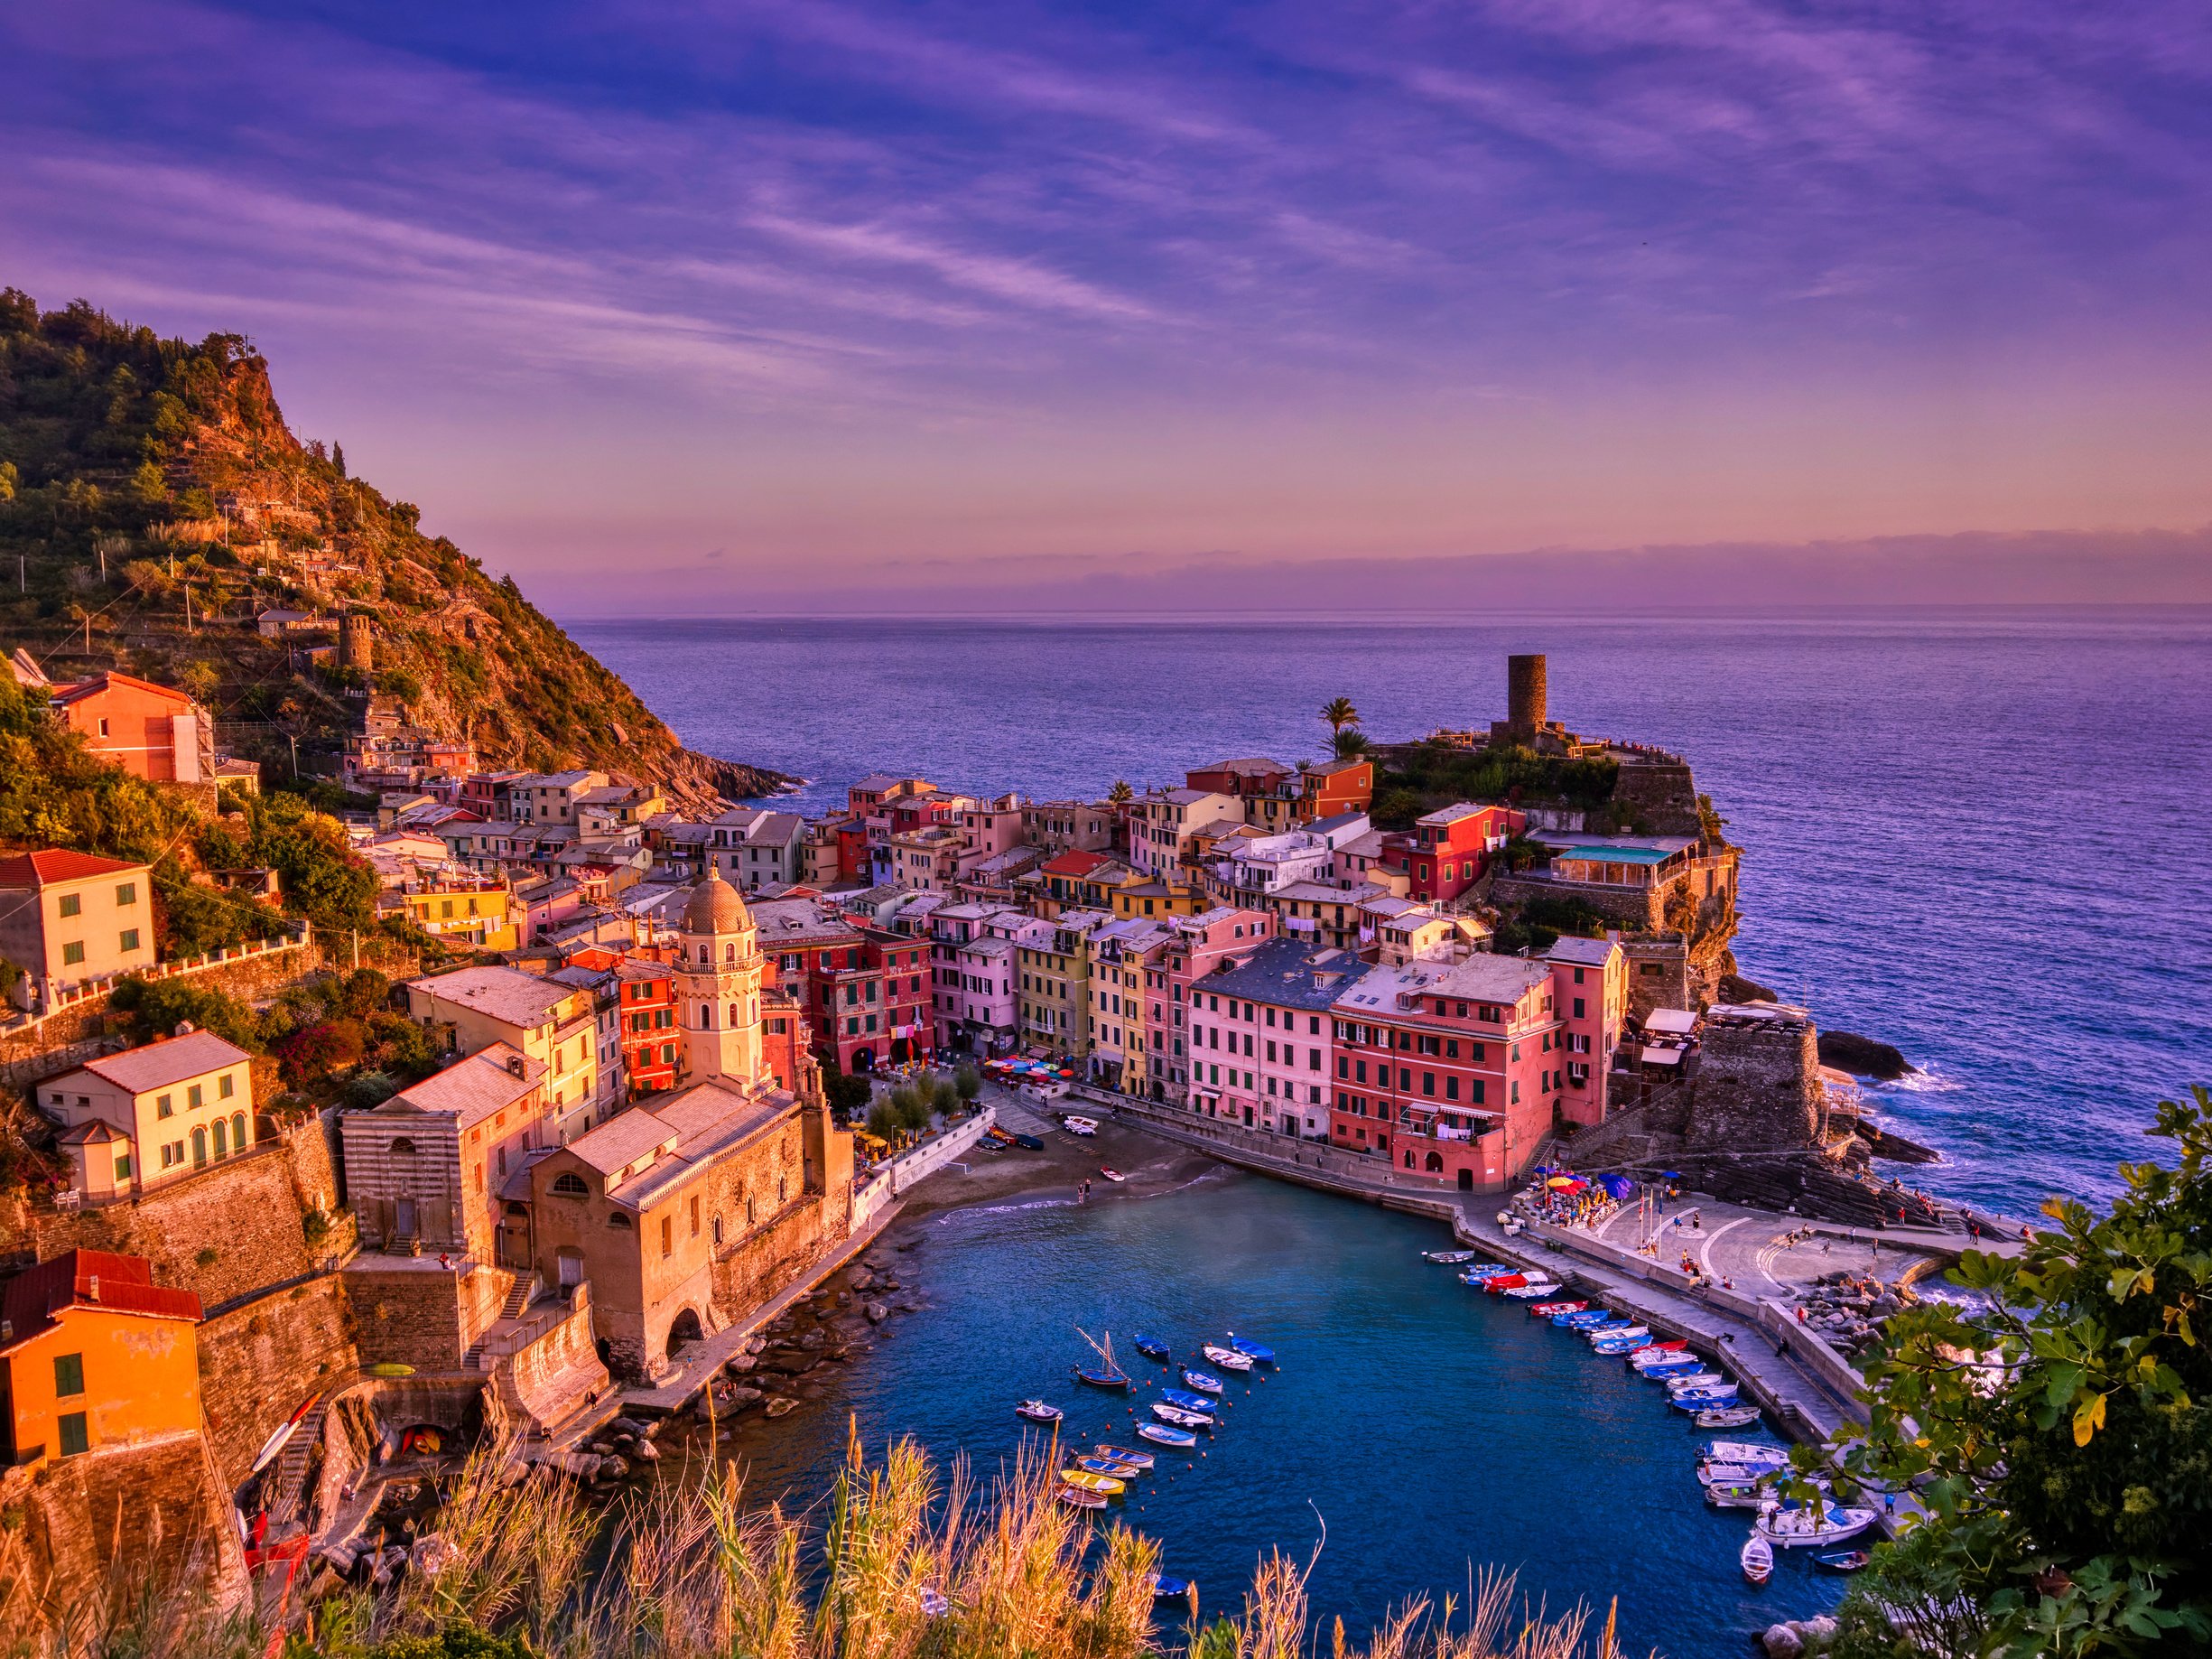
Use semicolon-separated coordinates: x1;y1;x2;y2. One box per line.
1138;1422;1199;1449
1133;1335;1172;1362
1557;1311;1613;1328
1228;1336;1276;1365
1591;1336;1650;1355
1153;1575;1194;1599
1671;1386;1741;1412
1159;1388;1217;1414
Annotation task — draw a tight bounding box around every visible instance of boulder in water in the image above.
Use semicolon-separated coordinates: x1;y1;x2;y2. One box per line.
765;1396;798;1419
865;1301;889;1324
1762;1625;1804;1659
1818;1031;1914;1081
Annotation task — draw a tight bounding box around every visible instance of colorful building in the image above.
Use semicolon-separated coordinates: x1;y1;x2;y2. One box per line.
40;1029;258;1199
0;851;156;1011
1385;802;1525;904
48;671;213;784
0;1250;203;1468
405;965;606;1138
1157;907;1278;1103
395;874;519;950
1185;937;1367;1138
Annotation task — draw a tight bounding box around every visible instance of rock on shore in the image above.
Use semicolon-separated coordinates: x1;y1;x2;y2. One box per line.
1817;1030;1915;1081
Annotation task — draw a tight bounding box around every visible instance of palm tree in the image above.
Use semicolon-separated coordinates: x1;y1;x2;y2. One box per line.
1320;695;1360;735
1107;779;1133;805
1332;729;1371;760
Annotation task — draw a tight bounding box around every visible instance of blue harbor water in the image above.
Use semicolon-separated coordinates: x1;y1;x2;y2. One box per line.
716;1170;1828;1657
572;607;2210;1650
576;608;2212;1217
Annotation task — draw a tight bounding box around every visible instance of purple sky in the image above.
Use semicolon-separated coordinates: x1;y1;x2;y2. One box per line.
6;1;2210;611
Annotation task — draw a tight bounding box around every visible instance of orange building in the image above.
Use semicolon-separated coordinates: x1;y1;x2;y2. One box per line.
49;672;213;784
0;1249;203;1468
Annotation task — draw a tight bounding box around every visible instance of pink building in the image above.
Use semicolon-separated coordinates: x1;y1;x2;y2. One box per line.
1185;937;1369;1138
1546;935;1628;1126
1157;907;1278;1104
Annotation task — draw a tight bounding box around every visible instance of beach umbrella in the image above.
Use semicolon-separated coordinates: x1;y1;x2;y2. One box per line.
1547;1176;1576;1188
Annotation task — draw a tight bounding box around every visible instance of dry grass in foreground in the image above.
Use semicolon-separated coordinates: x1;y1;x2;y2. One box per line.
5;1427;1638;1659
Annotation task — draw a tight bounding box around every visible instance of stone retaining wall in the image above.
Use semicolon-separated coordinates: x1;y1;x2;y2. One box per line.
198;1273;359;1488
344;1259;514;1371
883;1106;997;1195
490;1292;609;1435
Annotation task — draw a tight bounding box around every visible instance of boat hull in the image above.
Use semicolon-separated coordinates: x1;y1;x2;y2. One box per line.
1138;1424;1199;1449
1151;1403;1213;1430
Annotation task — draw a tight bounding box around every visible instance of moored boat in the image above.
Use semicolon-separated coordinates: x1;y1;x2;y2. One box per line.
1094;1443;1156;1469
1159;1388;1217;1413
1056;1484;1108;1510
1662;1371;1724;1392
1816;1551;1872;1574
1502;1282;1564;1300
1201;1344;1253;1372
1670;1385;1741;1411
1459;1263;1515;1280
1423;1250;1479;1264
1705;1481;1771;1511
1138;1422;1199;1449
1181;1369;1223;1393
1529;1300;1587;1317
1059;1468;1125;1495
1695;1406;1764;1430
1590;1325;1650;1344
1016;1399;1064;1423
1701;1441;1789;1468
1227;1336;1275;1365
1074;1366;1132;1389
1741;1535;1774;1586
1133;1335;1172;1362
1153;1574;1195;1599
1557;1310;1614;1328
1753;1502;1879;1548
1074;1456;1142;1478
1480;1274;1529;1293
1151;1403;1213;1430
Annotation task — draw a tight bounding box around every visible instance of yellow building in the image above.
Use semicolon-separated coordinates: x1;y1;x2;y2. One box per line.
399;879;519;950
0;851;156;1012
1110;879;1207;920
1084;920;1167;1093
0;1250;203;1468
406;965;605;1133
41;1029;258;1198
1017;916;1104;1058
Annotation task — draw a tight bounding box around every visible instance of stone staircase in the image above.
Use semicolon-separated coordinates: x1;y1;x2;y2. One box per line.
463;1272;540;1369
263;1400;327;1534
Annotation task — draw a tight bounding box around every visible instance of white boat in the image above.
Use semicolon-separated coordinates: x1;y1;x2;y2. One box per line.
1753;1502;1879;1548
1502;1282;1564;1299
1201;1344;1253;1372
1700;1459;1805;1487
1741;1535;1774;1585
1063;1116;1100;1136
1696;1406;1764;1430
1663;1371;1724;1392
1589;1325;1650;1344
1703;1441;1789;1468
1423;1250;1480;1264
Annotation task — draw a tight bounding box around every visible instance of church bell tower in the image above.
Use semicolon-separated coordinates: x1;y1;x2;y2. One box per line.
674;868;766;1086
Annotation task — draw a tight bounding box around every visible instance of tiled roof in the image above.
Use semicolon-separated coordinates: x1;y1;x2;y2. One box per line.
0;1249;201;1353
378;1043;545;1129
51;671;194;708
1547;936;1620;966
1042;850;1111;878
0;849;144;889
73;1030;251;1096
408;965;580;1028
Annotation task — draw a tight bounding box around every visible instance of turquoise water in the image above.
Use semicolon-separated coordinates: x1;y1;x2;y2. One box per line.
719;1170;1837;1656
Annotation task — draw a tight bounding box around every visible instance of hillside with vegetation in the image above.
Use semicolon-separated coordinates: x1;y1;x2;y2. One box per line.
0;287;784;806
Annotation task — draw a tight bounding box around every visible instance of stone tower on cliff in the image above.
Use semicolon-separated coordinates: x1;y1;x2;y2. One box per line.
674;867;766;1086
1507;653;1547;739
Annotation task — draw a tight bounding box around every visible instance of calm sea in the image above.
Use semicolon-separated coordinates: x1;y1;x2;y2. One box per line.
572;610;2212;1215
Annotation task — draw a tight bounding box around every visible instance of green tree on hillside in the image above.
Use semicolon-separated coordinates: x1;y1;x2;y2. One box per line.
1321;695;1361;734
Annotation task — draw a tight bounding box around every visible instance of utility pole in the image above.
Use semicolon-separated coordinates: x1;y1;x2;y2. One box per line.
185;584;194;633
287;732;299;778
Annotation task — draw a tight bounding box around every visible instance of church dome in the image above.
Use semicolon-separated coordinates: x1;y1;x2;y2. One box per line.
683;866;750;935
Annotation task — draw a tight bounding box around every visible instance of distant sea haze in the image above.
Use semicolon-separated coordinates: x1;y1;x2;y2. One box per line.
575;609;2212;1218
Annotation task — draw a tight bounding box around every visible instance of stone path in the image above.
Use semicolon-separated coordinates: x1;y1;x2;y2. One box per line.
1586;1195;1960;1301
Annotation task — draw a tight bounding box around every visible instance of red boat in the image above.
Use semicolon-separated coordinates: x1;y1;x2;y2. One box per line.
1482;1274;1528;1293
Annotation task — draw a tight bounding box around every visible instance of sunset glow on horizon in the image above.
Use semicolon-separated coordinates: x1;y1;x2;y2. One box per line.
5;1;2209;609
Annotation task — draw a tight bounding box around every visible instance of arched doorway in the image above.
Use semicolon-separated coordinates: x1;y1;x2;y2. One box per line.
890;1037;914;1064
1425;1151;1443;1173
850;1047;876;1073
1456;1168;1474;1190
667;1308;704;1357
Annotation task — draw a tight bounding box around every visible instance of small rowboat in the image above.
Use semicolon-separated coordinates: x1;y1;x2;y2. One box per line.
1631;1339;1689;1355
1100;1167;1127;1181
1701;1460;1801;1487
1159;1388;1217;1413
1557;1310;1613;1328
1201;1344;1252;1372
1151;1403;1213;1430
1591;1336;1655;1356
1181;1369;1223;1394
1662;1371;1724;1392
1064;1116;1099;1136
1502;1282;1564;1300
1138;1423;1198;1449
1228;1337;1275;1365
1152;1574;1195;1599
1741;1535;1774;1586
363;1362;414;1378
1133;1335;1172;1362
1479;1274;1529;1294
1056;1484;1108;1510
1696;1406;1764;1430
1529;1300;1586;1317
1016;1400;1064;1423
1423;1250;1479;1264
1706;1481;1771;1511
1094;1443;1156;1469
1073;1456;1141;1479
1634;1354;1703;1374
1060;1468;1125;1495
1816;1551;1872;1574
1460;1263;1515;1279
1073;1367;1132;1389
1671;1386;1741;1411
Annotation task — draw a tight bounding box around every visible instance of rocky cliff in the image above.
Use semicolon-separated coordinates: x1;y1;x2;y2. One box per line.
0;289;785;808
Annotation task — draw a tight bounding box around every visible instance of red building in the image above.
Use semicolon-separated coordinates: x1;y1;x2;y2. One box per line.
49;672;212;784
615;958;680;1095
1326;952;1566;1190
750;895;935;1073
1383;802;1524;904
